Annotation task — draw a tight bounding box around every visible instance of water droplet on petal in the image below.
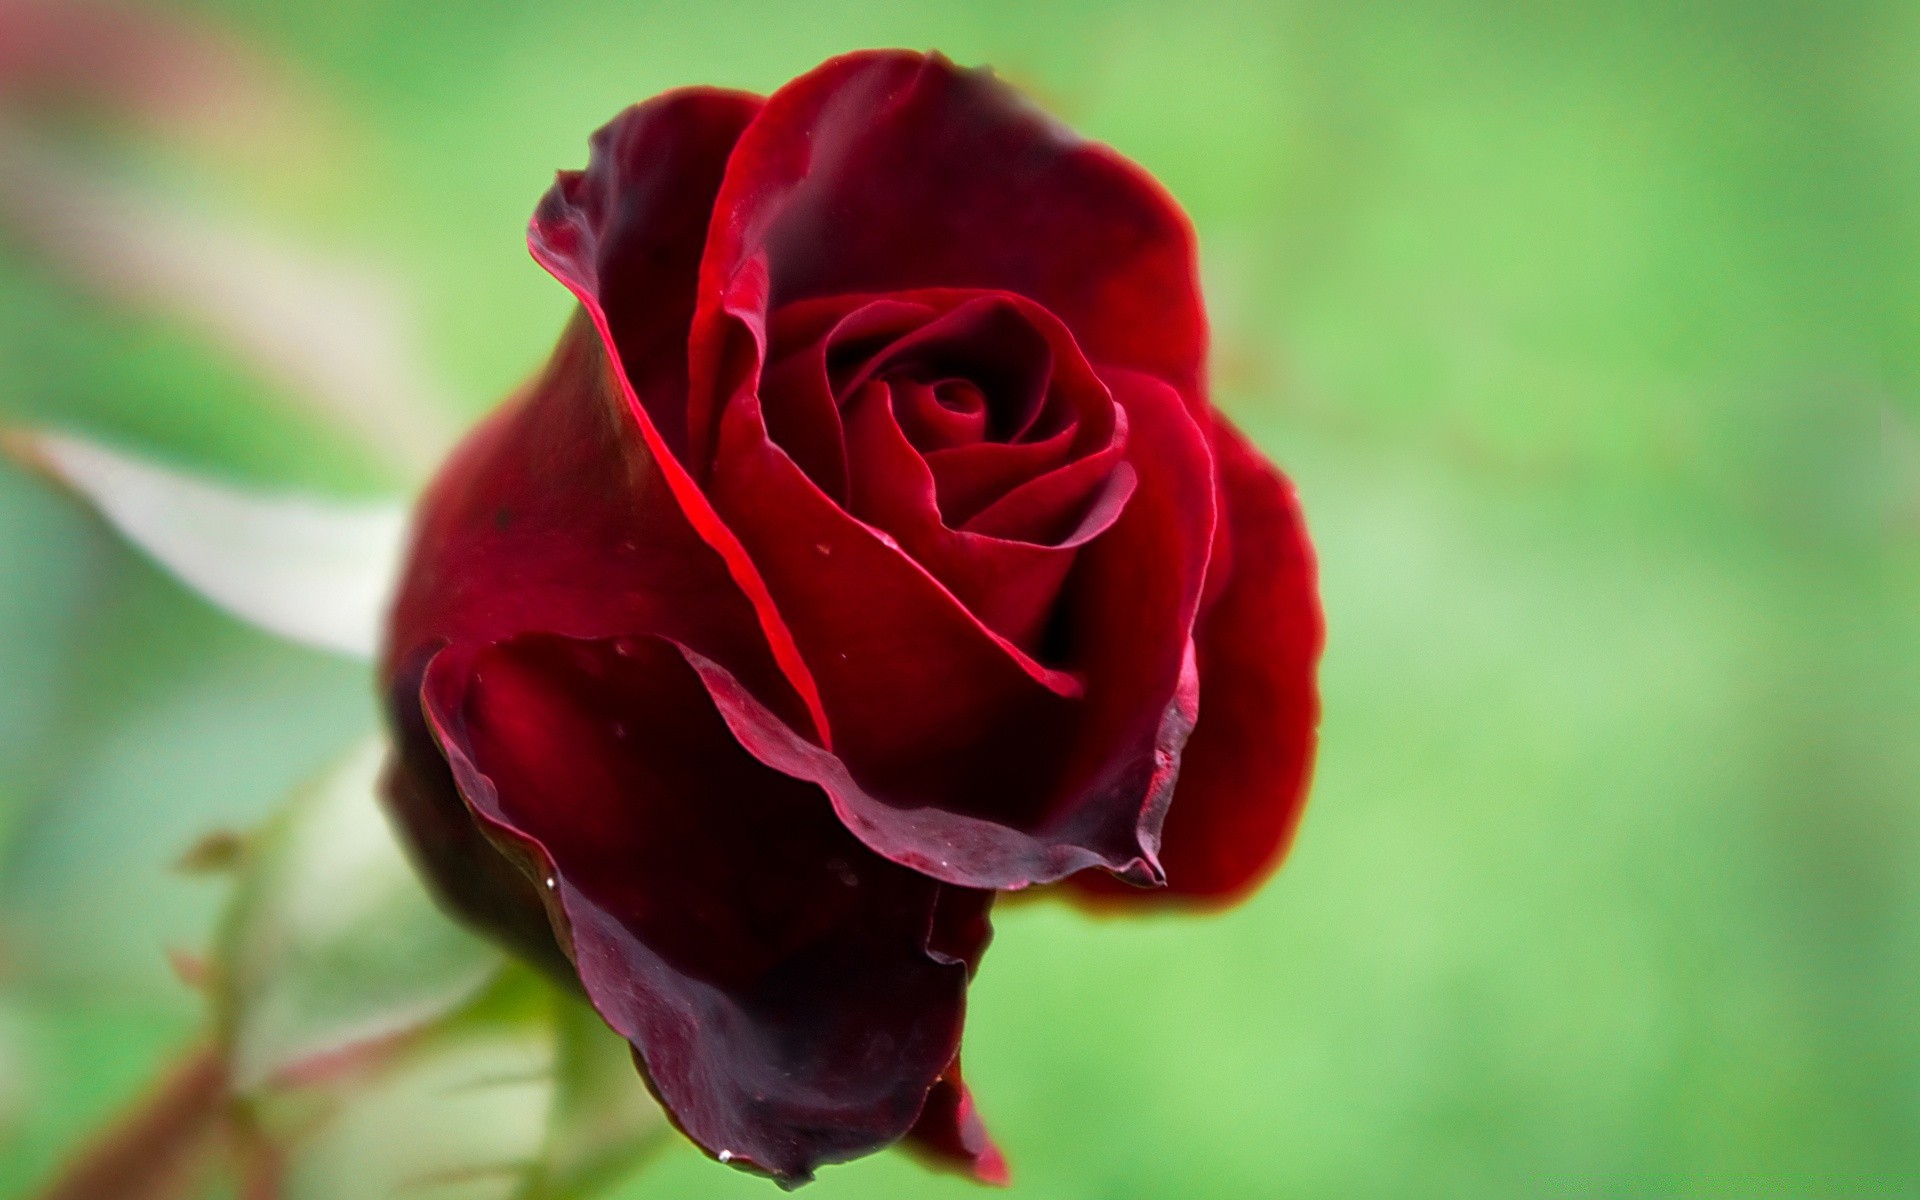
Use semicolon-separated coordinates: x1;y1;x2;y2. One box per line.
718;1150;734;1163
815;542;832;556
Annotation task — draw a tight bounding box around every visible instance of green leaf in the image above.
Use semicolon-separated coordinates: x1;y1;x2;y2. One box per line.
3;428;407;658
246;967;672;1200
211;741;672;1199
273;982;558;1200
215;736;501;1092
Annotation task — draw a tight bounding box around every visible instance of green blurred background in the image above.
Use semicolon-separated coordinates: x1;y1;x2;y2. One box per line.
1;0;1915;1194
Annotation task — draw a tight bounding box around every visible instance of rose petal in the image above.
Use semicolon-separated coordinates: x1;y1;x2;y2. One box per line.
1031;368;1216;879
766;288;1119;533
530;88;760;455
921;436;1077;527
529;92;830;744
686;367;1212;893
893;377;988;450
1068;417;1322;904
401;634;991;1186
840;376;1126;648
903;1061;1009;1185
837;294;1057;446
690;49;1208;468
385;315;807;731
384;645;580;985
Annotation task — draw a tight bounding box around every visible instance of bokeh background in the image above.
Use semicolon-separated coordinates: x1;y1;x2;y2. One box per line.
1;0;1915;1194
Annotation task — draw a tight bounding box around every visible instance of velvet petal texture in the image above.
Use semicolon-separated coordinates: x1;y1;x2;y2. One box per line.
380;314;996;1179
531;86;761;459
1069;415;1323;903
386;314;796;723
778;289;1135;651
689;356;1213;892
529;87;830;745
689;49;1209;463
416;634;992;1185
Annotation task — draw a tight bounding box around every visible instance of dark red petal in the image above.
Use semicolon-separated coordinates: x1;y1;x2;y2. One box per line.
903;1061;1009;1185
757;294;947;504
708;338;1085;695
529;88;760;455
689;49;1207;464
384;315;806;730
1070;417;1322;904
382;645;576;986
922;436;1078;527
1035;368;1216;876
688;366;1214;894
766;288;1120;535
840;382;1060;648
530;94;830;744
412;634;992;1186
893;377;988;450
839;373;1129;649
959;448;1132;545
837;294;1057;446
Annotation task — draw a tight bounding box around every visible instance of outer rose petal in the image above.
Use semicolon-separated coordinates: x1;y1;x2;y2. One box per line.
399;634;992;1186
903;1062;1009;1185
529;90;830;744
1070;417;1322;904
385;314;806;732
531;87;759;455
384;644;579;985
688;49;1208;464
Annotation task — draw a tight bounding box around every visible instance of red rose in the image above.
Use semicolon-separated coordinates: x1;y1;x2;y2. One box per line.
382;50;1321;1185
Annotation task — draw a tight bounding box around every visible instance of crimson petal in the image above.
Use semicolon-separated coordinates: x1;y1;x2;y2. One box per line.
1069;417;1322;903
529;89;830;744
903;1061;1009;1185
385;314;803;726
687;366;1213;893
689;50;1208;465
411;634;992;1185
531;88;761;456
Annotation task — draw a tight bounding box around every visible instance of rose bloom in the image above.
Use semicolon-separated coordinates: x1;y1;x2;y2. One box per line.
382;50;1321;1185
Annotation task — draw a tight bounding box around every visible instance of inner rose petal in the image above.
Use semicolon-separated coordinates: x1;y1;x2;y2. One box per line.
921;430;1079;528
762;290;1120;539
747;287;1135;656
894;378;988;449
837;297;1055;443
839;376;1121;648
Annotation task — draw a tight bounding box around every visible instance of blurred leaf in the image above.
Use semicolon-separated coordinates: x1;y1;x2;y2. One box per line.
212;739;672;1199
270;988;556;1200
4;428;405;658
247;968;672;1200
215;736;499;1093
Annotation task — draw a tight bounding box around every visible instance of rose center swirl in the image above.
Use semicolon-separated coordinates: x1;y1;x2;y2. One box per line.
754;289;1134;652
